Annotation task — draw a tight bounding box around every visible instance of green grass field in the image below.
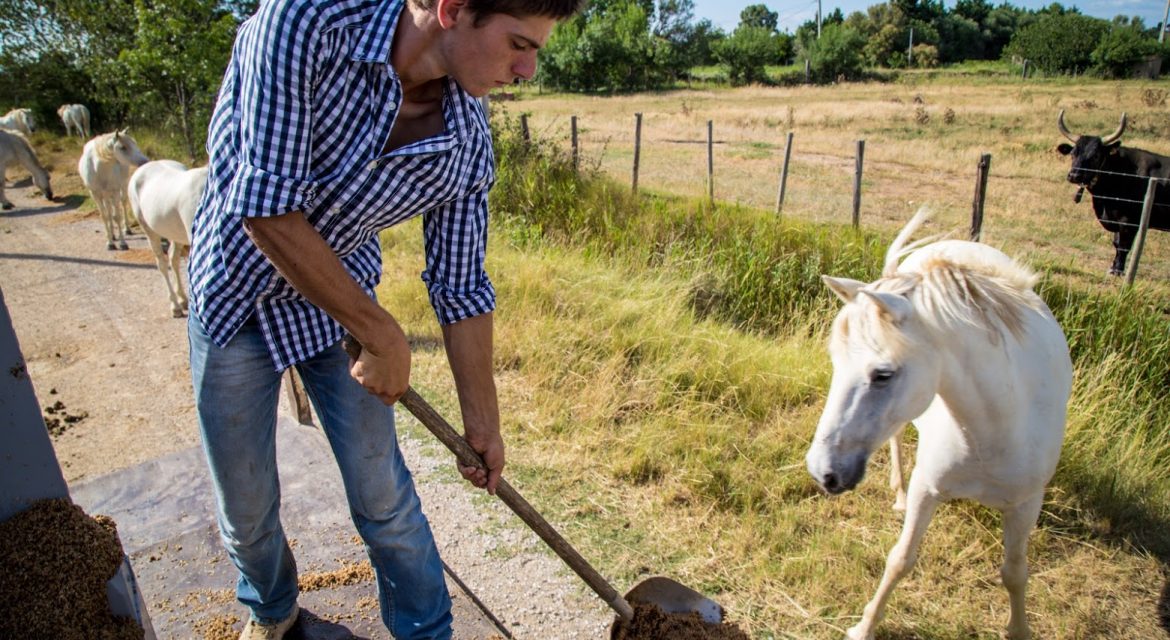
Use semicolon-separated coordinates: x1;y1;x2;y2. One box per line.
386;79;1170;638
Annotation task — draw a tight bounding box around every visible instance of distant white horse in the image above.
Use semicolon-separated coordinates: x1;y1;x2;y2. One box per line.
0;108;36;136
58;104;91;139
0;130;53;210
806;208;1072;640
128;160;207;317
79;130;150;250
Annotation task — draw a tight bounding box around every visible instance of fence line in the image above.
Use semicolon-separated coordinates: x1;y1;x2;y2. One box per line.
518;112;1167;284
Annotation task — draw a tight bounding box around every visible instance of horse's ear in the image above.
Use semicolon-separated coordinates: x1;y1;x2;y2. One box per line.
119;127;129;136
859;290;911;323
822;276;865;304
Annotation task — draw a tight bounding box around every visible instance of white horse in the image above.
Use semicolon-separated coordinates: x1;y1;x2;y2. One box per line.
79;130;150;250
128;160;207;317
0;108;36;136
0;130;53;210
58;104;91;139
806;208;1072;640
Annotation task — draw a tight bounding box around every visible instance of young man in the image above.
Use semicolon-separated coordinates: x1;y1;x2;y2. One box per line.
187;1;585;638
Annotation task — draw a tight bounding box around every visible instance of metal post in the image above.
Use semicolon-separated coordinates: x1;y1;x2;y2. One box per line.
1161;0;1169;44
706;120;714;205
1124;177;1158;286
817;0;822;38
571;115;579;170
971;153;992;241
907;27;914;67
775;132;794;215
632;112;642;193
852;140;865;228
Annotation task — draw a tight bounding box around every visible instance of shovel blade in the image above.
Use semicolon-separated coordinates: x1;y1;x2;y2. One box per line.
625;576;722;622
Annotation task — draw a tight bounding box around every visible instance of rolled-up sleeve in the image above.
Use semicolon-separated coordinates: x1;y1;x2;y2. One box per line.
223;0;322;219
421;189;496;325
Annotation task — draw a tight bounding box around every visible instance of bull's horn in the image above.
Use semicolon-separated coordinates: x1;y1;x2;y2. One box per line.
1102;113;1127;145
1057;110;1077;142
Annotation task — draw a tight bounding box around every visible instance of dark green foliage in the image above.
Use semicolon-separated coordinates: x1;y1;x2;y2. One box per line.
713;26;790;85
806;23;866;81
537;0;665;91
1091;25;1166;78
737;3;777;32
1005;12;1110;74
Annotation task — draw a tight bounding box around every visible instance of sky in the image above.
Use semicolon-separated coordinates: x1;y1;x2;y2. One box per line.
690;1;1167;33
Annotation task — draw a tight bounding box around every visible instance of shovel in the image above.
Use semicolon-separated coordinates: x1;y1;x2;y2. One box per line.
342;338;723;628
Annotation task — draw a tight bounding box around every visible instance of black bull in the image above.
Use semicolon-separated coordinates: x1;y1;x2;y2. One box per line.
1056;110;1170;275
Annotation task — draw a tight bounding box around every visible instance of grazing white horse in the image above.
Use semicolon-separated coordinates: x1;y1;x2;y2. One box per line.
79;130;150;250
0;108;36;136
0;130;53;210
57;104;91;139
128;160;208;317
806;208;1072;640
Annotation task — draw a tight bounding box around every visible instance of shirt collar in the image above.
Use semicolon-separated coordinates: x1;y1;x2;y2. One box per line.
351;0;404;63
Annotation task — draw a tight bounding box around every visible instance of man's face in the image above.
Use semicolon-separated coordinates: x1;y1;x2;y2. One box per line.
443;9;557;97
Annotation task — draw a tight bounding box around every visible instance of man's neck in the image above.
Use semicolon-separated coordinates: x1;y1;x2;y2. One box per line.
391;2;448;94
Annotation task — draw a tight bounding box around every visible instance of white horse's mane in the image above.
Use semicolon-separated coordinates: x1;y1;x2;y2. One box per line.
843;208;1044;355
92;132;120;162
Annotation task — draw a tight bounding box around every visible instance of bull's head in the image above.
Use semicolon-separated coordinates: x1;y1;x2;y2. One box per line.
1056;110;1127;187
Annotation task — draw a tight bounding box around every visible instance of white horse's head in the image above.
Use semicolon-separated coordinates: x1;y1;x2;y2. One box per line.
805;274;940;494
108;129;150;167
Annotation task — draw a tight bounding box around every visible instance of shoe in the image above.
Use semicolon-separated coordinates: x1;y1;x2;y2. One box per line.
239;603;299;640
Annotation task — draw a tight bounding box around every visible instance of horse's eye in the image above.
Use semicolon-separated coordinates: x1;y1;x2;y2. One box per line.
870;368;896;385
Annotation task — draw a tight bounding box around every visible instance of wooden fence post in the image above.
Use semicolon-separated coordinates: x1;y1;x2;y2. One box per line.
775;132;794;215
571;115;579;170
520;114;530;143
632;112;642;193
971;153;992;241
1021;59;1029;80
1125;177;1158;286
852;140;865;228
707;120;714;205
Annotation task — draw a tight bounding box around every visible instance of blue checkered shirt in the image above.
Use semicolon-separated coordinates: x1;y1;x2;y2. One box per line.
189;0;496;371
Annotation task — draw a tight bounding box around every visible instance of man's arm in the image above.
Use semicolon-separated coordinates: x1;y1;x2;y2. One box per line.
442;312;503;494
244;212;412;403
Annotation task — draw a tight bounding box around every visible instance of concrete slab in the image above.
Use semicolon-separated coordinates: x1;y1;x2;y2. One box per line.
71;415;507;640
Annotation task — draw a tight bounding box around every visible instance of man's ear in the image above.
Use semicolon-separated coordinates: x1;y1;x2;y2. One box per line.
435;0;470;29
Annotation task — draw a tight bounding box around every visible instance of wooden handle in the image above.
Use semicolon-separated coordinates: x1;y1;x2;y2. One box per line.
342;336;634;621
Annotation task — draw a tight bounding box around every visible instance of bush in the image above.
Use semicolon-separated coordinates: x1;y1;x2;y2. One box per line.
1005;13;1109;74
713;26;782;85
807;23;866;82
1091;26;1164;78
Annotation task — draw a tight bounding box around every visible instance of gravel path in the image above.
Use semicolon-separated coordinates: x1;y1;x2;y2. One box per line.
0;161;612;639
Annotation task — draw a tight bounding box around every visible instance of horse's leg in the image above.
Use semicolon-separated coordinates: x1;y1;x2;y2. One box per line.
168;238;188;316
99;194;126;250
0;178;11;210
887;425;907;512
143;226;183;317
112;191;129;249
847;476;940;640
1001;494;1043;640
119;188;137;237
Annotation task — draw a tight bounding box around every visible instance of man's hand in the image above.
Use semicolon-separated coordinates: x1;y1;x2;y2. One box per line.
346;320;412;405
460;429;504;495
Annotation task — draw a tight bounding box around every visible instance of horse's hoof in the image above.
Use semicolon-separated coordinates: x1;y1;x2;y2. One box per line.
1;203;13;211
171;309;185;319
107;242;117;250
118;242;129;250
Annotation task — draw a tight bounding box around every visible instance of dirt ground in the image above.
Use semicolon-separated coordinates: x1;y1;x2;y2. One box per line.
0;151;613;639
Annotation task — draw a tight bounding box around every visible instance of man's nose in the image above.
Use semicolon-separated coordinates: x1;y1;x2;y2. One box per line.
513;53;537;81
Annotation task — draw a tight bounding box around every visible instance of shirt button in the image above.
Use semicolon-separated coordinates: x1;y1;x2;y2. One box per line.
387;101;397;112
331;206;341;214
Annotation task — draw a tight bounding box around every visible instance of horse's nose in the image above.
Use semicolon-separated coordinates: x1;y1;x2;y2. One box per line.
819;472;845;494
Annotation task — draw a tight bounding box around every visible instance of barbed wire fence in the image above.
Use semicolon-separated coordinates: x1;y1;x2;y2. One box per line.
497;104;1167;286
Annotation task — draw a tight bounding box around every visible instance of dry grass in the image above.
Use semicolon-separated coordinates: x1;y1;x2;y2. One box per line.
507;78;1170;291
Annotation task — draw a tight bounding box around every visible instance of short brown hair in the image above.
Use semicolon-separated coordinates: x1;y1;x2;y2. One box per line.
412;0;588;22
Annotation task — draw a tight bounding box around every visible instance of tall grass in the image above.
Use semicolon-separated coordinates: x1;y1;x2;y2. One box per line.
375;111;1170;637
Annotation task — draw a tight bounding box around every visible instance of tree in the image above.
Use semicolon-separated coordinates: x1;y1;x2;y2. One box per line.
538;0;661;91
1091;24;1163;78
714;26;775;84
120;0;237;159
738;4;777;32
1006;12;1109;74
807;23;865;81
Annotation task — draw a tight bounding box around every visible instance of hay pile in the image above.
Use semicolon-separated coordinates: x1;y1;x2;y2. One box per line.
0;498;143;639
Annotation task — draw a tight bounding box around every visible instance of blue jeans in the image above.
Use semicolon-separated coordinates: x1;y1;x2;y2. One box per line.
189;313;453;639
